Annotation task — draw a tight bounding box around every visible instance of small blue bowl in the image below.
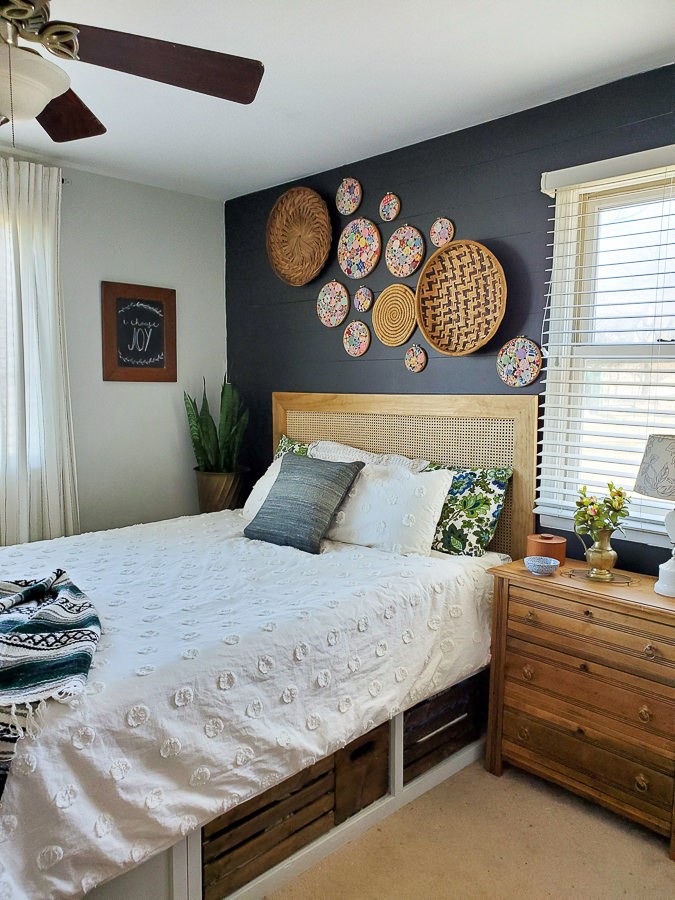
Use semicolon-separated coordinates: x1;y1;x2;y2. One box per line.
524;556;560;576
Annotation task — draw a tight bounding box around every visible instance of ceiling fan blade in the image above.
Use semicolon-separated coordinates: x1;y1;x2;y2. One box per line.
36;89;106;142
73;24;264;105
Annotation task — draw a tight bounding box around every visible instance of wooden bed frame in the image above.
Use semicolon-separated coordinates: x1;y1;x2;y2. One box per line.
92;392;538;900
272;392;537;560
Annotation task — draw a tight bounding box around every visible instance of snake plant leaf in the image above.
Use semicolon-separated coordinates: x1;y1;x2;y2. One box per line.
183;391;209;471
185;376;249;473
199;381;219;471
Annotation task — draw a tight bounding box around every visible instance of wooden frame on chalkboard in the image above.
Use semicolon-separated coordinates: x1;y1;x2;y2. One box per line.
101;282;177;382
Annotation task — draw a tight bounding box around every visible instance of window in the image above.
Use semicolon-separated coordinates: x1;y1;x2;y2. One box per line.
537;158;675;544
0;157;79;545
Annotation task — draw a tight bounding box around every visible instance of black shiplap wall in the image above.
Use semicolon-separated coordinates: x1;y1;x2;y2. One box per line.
226;65;674;575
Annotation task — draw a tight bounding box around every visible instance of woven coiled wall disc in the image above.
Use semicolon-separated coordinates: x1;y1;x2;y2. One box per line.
372;283;416;347
266;187;332;286
415;239;506;356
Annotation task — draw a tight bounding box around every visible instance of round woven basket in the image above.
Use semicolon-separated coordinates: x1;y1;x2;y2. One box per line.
415;240;506;356
266;187;332;286
372;284;416;347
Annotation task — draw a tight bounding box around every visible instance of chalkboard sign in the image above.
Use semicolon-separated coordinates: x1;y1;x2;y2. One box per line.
101;282;177;382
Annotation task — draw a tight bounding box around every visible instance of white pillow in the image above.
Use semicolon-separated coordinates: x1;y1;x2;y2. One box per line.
326;465;453;556
308;440;428;472
242;457;281;521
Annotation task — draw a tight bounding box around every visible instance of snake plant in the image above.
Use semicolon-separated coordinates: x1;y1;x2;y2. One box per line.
184;378;249;472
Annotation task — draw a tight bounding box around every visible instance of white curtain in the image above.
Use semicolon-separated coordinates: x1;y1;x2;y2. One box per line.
0;157;79;545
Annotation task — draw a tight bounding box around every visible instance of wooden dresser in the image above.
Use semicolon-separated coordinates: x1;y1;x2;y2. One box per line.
485;559;675;859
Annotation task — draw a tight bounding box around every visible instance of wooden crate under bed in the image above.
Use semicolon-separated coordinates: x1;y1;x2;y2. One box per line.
202;669;488;899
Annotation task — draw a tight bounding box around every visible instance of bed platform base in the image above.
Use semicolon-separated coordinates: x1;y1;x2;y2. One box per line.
201;669;488;899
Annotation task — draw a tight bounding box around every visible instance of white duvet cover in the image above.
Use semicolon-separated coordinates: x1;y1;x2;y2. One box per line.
0;511;505;898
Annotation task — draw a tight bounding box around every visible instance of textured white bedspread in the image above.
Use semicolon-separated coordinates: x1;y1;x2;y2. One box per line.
0;511;504;898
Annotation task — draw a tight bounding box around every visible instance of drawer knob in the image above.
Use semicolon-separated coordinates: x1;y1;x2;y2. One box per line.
518;726;530;742
579;662;589;673
643;643;656;660
526;610;537;624
583;609;594;619
522;664;534;681
638;705;652;724
634;773;649;793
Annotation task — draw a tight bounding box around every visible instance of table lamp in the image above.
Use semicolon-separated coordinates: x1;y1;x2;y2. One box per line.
634;434;675;598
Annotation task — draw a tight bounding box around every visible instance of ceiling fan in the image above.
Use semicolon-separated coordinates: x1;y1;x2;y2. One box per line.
0;0;264;142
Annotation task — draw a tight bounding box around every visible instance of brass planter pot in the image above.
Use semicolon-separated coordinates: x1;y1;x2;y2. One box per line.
195;469;246;513
584;528;617;581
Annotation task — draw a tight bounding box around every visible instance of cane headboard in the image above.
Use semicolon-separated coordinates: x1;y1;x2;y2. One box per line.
272;393;538;561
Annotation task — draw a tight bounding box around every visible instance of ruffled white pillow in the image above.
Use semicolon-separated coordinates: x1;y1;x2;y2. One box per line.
242;457;281;521
308;440;428;472
325;464;453;556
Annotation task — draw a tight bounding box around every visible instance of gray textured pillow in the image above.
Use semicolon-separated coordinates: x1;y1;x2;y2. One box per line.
243;454;364;554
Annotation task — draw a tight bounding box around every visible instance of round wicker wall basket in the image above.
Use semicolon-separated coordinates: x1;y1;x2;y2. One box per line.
372;284;416;347
415;239;507;356
266;187;332;286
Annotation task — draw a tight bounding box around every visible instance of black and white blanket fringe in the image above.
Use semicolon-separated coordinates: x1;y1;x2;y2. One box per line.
0;570;101;800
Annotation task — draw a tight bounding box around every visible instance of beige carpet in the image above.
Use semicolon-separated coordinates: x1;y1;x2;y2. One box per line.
266;761;674;900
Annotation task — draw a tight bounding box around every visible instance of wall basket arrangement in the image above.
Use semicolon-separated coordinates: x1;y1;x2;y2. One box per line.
266;186;332;286
415;239;506;356
372;283;417;347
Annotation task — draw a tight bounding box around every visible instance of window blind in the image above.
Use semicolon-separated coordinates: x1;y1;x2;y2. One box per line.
537;162;675;541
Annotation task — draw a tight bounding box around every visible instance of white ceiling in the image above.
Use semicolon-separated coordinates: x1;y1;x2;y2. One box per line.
1;0;674;201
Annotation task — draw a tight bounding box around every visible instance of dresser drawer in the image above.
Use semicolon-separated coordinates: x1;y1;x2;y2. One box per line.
508;597;675;685
504;645;675;739
503;709;674;817
510;586;674;643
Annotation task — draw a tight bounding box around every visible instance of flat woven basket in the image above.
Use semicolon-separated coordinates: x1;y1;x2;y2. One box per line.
415;239;506;356
372;283;416;347
266;187;332;286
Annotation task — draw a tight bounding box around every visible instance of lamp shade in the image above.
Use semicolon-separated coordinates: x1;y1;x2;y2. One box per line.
634;434;675;501
0;44;70;121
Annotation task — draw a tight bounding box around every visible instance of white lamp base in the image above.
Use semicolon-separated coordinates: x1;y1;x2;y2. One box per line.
654;555;675;597
654;508;675;598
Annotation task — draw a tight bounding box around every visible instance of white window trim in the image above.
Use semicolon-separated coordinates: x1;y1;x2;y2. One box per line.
537;153;675;546
541;144;675;197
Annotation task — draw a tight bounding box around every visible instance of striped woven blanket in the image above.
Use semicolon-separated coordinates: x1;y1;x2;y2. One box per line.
0;570;101;800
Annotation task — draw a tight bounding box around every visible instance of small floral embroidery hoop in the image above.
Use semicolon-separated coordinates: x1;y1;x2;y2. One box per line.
336;177;362;215
317;280;350;327
343;320;371;357
404;343;428;373
495;335;543;387
354;285;374;312
379;192;401;222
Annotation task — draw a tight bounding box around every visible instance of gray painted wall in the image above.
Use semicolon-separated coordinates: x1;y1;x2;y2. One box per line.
60;170;226;533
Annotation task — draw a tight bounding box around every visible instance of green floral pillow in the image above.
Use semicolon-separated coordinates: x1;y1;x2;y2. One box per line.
425;464;513;556
274;434;310;459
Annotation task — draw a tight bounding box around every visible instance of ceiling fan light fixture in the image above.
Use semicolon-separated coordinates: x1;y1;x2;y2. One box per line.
0;43;70;120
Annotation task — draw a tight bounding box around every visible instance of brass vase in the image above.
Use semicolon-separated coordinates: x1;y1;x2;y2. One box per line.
584;528;617;581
